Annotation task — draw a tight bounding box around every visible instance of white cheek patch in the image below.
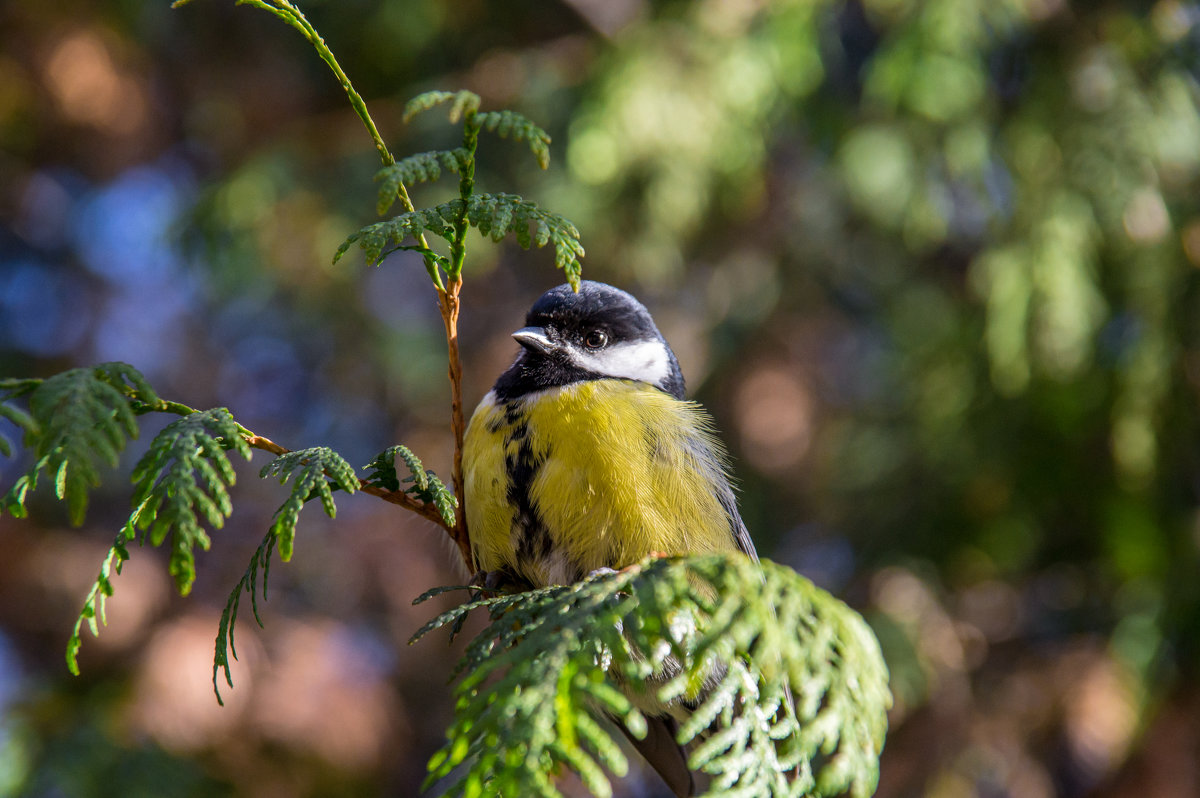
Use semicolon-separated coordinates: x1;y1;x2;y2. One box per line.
569;339;671;386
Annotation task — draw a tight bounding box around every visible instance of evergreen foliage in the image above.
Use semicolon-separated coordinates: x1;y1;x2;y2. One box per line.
66;525;133;675
337;194;584;289
399;91;551;167
260;447;358;561
213;446;359;704
337;88;582;290
130;407;253;594
376;150;469;214
472;110;552;169
401;89;482;125
213;527;277;705
414;555;890;798
1;363;157;526
364;444;457;527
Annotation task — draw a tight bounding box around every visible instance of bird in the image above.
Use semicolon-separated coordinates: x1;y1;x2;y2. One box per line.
463;280;758;797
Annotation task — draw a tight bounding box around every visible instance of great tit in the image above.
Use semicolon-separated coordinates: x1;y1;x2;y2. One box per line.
463;281;758;797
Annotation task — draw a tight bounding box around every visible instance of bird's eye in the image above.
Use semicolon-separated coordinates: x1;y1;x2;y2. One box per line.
584;330;608;349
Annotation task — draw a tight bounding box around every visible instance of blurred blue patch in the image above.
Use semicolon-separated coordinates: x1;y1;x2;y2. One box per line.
776;527;857;592
0;259;92;356
14;169;87;251
73;161;193;284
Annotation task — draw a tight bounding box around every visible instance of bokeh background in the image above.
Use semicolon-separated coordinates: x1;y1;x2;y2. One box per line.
2;0;1200;795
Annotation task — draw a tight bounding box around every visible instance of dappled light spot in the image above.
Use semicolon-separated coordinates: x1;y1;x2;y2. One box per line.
43;29;147;137
249;621;395;770
732;364;814;473
1123;187;1170;243
839;125;915;226
129;614;255;751
1064;653;1140;782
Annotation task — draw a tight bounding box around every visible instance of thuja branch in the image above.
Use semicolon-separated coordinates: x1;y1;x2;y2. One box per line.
439;104;482;571
239;436;454;534
174;0;445;289
438;279;472;568
175;0;472;568
219;1;467;542
133;395;453;533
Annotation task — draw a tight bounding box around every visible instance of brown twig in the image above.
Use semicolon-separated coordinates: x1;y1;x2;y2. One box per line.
243;431;455;533
361;484;453;530
245;434;289;457
438;277;474;571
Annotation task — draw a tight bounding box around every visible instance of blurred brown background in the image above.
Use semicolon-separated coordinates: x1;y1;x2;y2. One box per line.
2;0;1200;796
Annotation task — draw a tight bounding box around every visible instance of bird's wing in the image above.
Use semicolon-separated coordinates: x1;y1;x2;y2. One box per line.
718;489;758;561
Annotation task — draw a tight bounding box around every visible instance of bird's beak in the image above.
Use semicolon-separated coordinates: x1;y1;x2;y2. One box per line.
512;326;555;355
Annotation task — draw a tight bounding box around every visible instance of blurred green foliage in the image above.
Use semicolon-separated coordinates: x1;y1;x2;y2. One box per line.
2;0;1200;796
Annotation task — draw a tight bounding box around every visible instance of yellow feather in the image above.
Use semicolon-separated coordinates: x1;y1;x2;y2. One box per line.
464;380;741;586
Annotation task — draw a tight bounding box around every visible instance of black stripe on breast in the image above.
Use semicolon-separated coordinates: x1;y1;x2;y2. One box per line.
503;404;551;562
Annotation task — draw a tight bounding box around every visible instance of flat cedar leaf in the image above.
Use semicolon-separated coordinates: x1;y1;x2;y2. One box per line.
375;149;468;214
448;91;481;123
129;407;251;596
335;206;457;265
364;445;458;527
2;364;157;525
0;401;36;439
402;90;480;124
92;361;161;405
260;446;357;561
212;528;276;706
413;555;891;798
472;110;552;169
67;518;138;675
459;193;584;290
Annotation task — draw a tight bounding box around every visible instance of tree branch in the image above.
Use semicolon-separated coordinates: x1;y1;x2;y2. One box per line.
439;277;473;570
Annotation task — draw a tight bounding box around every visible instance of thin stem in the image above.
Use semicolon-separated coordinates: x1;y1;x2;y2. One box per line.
233;0;443;287
448;118;480;282
439;276;473;569
434;115;480;569
130;396;453;529
362;483;454;533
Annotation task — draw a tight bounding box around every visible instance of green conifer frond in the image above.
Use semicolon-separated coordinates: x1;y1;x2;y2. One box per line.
210;446;359;704
92;361;162;404
471;110;551;169
376;149;470;214
466;193;584;289
260;446;358;561
413;554;890;798
1;363;157;525
364;444;457;527
212;527;277;705
333;206;456;265
0;398;37;458
336;194;583;288
66;520;135;675
129;407;253;595
403;89;482;124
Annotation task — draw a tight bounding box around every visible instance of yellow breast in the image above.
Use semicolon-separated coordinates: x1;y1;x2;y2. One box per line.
463;380;741;586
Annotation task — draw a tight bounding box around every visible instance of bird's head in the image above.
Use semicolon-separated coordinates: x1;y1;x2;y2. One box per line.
495;281;685;400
